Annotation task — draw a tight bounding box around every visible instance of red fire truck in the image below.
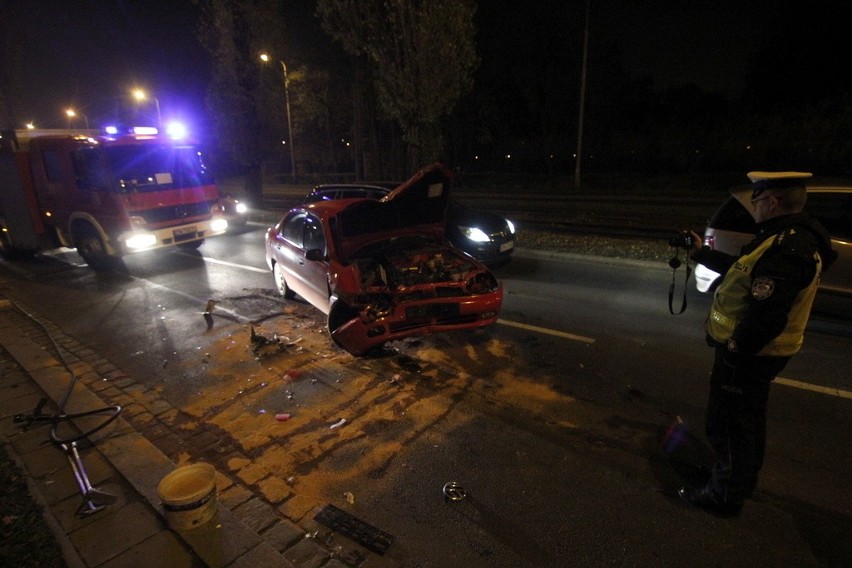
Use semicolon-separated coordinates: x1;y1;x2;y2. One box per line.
0;127;228;270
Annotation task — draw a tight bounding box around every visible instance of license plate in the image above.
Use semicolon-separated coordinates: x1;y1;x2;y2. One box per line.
499;241;514;253
174;226;197;241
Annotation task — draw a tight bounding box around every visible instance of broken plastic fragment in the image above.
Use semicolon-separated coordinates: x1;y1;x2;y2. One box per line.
275;413;291;422
344;491;355;504
329;418;347;429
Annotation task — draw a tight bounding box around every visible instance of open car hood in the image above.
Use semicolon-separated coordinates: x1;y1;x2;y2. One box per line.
333;162;453;262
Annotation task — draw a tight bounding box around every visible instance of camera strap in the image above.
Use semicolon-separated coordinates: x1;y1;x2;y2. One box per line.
668;248;692;315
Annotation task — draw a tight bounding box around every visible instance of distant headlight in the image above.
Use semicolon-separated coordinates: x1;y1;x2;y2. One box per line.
211;218;229;233
461;226;491;243
125;232;157;250
506;219;516;234
235;202;248;214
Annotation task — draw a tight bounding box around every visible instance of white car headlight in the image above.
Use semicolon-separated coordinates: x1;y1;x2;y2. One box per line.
461;226;491;243
506;219;516;234
235;202;248;214
211;218;229;233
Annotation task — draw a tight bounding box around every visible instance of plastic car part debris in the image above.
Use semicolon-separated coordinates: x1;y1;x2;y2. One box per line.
202;299;218;331
275;413;291;421
344;491;355;504
442;481;467;502
329;418;347;429
249;325;288;358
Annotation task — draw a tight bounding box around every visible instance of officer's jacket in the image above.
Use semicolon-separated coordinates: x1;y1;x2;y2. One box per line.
696;212;836;356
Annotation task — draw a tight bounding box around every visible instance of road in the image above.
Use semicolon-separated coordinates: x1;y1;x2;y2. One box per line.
1;222;850;567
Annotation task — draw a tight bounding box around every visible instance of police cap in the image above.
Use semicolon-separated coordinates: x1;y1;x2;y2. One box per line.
747;171;812;199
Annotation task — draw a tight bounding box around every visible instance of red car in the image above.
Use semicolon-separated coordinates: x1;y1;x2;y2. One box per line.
264;163;504;356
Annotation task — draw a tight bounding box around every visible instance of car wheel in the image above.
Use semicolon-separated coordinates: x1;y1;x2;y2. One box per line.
273;262;295;299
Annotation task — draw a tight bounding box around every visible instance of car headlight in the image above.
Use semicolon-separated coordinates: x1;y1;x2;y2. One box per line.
506;219;516;234
461;226;491;243
211;218;229;233
235;202;248;214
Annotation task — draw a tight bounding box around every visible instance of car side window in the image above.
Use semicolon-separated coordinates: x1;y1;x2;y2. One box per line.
280;213;306;246
807;192;852;241
303;214;326;253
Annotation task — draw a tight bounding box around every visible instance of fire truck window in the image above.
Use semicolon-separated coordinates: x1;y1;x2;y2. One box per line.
105;146;176;192
42;150;63;182
73;148;109;190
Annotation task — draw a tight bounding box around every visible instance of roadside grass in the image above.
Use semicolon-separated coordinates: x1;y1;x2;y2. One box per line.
0;444;66;567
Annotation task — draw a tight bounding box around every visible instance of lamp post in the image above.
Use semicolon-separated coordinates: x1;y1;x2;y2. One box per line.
260;53;296;184
132;89;162;128
65;108;89;130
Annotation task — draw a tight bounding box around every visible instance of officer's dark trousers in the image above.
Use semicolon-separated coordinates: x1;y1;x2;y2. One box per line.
705;346;789;506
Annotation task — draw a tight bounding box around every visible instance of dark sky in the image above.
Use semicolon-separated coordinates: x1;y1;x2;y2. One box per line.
4;1;794;131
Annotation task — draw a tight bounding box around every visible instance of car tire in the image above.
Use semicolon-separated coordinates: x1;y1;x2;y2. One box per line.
273;262;295;299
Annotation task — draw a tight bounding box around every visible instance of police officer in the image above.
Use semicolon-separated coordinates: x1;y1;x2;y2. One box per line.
678;171;837;516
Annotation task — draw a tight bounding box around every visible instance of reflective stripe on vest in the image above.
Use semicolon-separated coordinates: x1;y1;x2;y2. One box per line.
706;233;822;356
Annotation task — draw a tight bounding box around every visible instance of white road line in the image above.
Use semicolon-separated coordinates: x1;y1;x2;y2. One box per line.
497;318;596;344
200;256;269;273
775;376;852;400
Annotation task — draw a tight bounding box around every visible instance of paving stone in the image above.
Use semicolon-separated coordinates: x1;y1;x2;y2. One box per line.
233;497;280;533
218;483;254;510
99;530;204;568
69;501;162;566
256;474;293;504
260;519;306;552
281;537;330;568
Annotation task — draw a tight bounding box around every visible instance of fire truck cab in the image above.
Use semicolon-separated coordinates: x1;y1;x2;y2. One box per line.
0;127;228;270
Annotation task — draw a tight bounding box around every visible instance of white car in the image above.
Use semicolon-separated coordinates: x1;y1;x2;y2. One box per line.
695;185;852;318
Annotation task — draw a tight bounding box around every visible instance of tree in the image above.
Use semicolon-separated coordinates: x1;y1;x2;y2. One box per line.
317;0;478;173
194;0;286;202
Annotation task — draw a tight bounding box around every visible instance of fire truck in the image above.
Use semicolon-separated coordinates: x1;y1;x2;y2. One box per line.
0;127;228;270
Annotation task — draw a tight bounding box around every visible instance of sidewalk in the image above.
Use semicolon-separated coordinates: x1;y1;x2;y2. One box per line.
0;294;374;568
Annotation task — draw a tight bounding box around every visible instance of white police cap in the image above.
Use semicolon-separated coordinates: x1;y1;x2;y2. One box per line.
747;171;812;197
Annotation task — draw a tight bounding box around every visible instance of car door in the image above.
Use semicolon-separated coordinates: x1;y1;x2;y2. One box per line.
273;212;332;313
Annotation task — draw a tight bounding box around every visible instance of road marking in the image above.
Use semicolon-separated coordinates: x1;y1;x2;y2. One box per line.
497;319;596;344
775;376;852;400
200;256;268;273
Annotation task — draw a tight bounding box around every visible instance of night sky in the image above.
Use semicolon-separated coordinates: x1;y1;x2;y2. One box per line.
1;0;814;131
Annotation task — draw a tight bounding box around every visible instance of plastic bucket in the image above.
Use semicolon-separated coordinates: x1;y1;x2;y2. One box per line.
157;463;218;530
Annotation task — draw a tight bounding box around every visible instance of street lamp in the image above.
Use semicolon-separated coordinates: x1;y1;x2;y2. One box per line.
132;89;162;128
65;108;89;130
260;53;296;184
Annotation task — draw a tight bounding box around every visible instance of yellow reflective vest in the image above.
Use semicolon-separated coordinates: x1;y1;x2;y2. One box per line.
706;232;822;356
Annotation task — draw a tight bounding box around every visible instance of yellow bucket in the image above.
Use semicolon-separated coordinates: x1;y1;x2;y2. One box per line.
157;463;218;531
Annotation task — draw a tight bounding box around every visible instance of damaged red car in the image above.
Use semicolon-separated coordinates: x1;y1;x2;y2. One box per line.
264;163;503;356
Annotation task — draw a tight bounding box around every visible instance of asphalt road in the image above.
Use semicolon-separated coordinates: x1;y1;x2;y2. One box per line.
1;225;850;566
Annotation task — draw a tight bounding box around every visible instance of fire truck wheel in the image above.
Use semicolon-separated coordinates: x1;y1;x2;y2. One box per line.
74;227;113;271
273;262;296;299
178;239;204;250
0;231;34;260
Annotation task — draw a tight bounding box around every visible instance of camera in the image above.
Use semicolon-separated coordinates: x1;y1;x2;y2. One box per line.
668;230;694;249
